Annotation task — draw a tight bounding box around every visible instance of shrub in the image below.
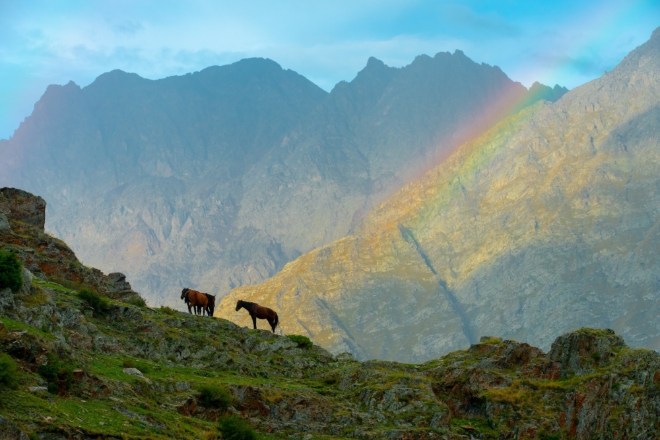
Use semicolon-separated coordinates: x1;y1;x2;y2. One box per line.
287;334;313;349
0;353;19;389
78;289;110;316
218;415;257;440
199;385;232;410
125;295;147;307
37;354;75;394
0;250;22;292
160;306;176;315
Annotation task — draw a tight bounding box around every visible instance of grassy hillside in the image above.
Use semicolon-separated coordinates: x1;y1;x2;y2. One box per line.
2;189;660;439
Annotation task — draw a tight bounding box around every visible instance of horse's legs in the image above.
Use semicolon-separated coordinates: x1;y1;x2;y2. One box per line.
270;319;276;333
187;304;192;314
252;315;257;330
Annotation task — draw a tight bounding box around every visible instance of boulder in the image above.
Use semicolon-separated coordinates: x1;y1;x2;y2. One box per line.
0;188;46;230
123;367;151;383
19;268;33;296
107;272;132;292
0;287;15;315
0;213;9;231
548;328;626;377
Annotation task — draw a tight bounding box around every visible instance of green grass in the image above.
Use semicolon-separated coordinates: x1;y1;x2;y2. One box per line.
0;316;56;340
34;279;77;294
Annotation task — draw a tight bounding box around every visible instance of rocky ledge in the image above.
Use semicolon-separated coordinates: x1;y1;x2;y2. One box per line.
0;187;144;305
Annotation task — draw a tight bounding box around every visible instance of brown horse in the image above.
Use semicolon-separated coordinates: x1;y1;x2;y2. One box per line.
236;300;279;332
204;293;216;316
181;288;209;316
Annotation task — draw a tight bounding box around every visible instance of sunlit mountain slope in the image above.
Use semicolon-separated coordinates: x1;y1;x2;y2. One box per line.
216;28;660;362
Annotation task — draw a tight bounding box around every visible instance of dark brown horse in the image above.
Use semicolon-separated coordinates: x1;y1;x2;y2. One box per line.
236;300;279;332
204;293;216;316
181;288;209;316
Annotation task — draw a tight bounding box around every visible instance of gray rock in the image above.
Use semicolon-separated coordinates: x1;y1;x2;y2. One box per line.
0;188;46;230
0;213;9;231
335;352;356;363
18;268;32;296
175;382;190;391
0;287;15;314
28;386;48;393
123;368;151;383
107;272;132;292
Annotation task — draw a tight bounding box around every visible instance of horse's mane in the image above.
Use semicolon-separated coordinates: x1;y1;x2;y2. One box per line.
239;300;256;307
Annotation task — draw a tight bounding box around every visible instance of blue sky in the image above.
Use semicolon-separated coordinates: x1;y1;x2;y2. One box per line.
1;0;658;140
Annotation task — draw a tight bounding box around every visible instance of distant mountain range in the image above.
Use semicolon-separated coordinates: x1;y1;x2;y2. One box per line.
216;28;660;362
0;50;566;307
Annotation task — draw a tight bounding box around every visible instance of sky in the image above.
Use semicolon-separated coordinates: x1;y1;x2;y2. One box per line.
0;0;658;140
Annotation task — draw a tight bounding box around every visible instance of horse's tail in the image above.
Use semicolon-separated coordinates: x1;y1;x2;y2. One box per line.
274;312;279;329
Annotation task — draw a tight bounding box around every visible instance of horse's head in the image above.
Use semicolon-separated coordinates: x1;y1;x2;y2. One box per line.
235;300;243;311
181;288;189;300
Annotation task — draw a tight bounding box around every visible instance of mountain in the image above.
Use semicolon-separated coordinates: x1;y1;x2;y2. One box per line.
216;28;660;362
0;54;564;307
2;189;660;438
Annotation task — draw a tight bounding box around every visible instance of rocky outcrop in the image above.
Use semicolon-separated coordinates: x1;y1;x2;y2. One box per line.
548;328;626;377
217;27;660;362
0;187;46;230
0;188;145;304
0;214;9;232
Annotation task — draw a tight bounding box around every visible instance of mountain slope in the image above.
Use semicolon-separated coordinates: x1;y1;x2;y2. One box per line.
216;28;660;362
0;54;563;307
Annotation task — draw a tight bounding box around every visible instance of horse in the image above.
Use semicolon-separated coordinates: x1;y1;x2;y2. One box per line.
235;300;279;333
181;288;209;316
204;293;216;316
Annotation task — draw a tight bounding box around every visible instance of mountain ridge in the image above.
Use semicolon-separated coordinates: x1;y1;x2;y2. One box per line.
216;27;660;362
1;52;567;308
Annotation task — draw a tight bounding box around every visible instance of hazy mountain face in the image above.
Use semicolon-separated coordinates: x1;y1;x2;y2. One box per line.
0;53;562;307
216;28;660;363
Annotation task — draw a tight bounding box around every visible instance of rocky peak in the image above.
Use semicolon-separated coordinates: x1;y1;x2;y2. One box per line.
0;187;46;230
548;328;626;377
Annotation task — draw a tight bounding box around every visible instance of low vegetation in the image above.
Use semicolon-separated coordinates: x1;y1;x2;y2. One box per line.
77;288;110;316
198;385;232;410
37;354;75;394
0;249;22;292
287;334;313;348
218;415;257;440
0;353;19;390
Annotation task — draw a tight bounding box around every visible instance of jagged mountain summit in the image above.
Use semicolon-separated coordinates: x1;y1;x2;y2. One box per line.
0;52;564;307
216;28;660;363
